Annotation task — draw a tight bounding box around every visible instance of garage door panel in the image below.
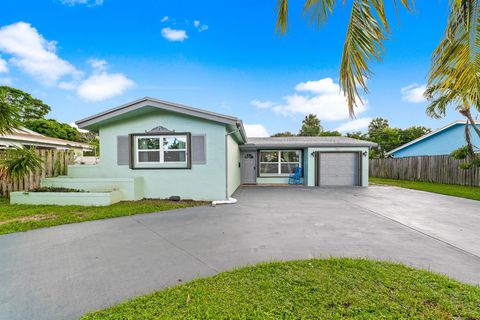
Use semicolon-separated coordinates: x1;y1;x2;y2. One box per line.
318;153;359;186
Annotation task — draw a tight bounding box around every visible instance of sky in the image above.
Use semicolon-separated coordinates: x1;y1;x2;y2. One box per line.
0;0;468;137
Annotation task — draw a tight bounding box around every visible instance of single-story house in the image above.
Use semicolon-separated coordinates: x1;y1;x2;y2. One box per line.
0;127;92;153
20;97;375;204
387;121;480;158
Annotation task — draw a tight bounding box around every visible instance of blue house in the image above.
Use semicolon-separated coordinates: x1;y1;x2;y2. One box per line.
387;121;480;158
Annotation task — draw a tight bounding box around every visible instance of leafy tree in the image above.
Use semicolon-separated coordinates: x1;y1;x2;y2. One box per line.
399;126;431;145
365;118;430;158
271;131;295;137
319;130;342;136
23;119;84;142
346;131;368;140
299;114;323;136
275;0;414;115
0;88;21;134
0;86;51;122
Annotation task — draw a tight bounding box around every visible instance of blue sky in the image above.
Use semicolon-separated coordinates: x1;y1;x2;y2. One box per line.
0;0;465;136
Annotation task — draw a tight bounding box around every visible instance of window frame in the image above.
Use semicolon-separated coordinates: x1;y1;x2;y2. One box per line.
258;150;302;177
129;132;192;170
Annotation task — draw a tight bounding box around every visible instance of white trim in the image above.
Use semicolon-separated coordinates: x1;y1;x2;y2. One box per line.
259;150;302;177
386;120;478;156
134;135;188;167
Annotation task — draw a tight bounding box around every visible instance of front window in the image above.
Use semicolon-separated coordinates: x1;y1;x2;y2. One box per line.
259;150;301;176
132;134;190;169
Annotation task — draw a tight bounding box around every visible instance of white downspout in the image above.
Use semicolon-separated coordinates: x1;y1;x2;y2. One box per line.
212;129;239;206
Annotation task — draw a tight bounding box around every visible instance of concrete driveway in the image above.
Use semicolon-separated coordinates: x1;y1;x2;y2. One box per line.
1;185;479;320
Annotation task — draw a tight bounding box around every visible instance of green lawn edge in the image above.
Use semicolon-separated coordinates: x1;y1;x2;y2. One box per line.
82;258;480;319
370;177;480;201
0;197;207;235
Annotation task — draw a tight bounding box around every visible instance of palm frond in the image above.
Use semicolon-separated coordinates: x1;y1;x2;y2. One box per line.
0;147;43;180
303;0;337;27
340;0;388;116
275;0;289;34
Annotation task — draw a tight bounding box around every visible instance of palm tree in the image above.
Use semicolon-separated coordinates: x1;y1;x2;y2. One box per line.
275;0;414;116
0;88;43;180
426;0;480;138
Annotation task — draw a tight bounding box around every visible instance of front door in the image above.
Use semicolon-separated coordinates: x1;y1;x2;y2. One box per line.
241;151;257;184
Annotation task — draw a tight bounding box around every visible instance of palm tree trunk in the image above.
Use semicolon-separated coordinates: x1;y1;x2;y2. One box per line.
464;119;476;158
459;108;480;139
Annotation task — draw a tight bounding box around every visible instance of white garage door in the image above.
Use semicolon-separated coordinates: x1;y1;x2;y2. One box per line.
318;153;359;186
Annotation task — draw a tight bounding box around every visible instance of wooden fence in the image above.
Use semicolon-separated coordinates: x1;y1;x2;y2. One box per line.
369;155;480;186
0;150;75;196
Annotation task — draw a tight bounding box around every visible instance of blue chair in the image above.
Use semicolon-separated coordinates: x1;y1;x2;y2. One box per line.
288;167;302;185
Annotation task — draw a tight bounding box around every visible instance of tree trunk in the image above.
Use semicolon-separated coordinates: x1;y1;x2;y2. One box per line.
464;119;476;158
459;108;480;139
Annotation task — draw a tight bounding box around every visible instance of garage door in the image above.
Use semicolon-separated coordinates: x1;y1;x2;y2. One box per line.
317;153;359;186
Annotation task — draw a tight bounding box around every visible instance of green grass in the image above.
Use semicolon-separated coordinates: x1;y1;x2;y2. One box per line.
82;258;480;319
370;177;480;201
0;197;206;235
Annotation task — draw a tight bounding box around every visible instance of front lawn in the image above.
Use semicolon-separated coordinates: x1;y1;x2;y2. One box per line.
82;258;480;319
0;197;206;235
370;177;480;201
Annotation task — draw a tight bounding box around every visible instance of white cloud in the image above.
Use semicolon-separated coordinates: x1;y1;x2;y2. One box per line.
161;16;169;22
77;72;134;102
244;124;270;137
0;56;8;73
58;81;77;90
335;117;372;133
69;122;89;133
251;99;275;109
295;78;338;95
60;0;103;6
252;77;367;121
161;27;188;42
0;77;12;85
0;22;79;85
401;83;426;103
193;20;208;32
88;58;107;71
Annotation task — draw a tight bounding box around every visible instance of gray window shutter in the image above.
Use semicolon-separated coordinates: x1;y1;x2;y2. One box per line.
117;135;129;165
191;134;206;164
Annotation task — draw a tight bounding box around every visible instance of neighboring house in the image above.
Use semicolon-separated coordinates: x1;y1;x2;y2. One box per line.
387;121;480;158
0;127;92;154
37;97;375;202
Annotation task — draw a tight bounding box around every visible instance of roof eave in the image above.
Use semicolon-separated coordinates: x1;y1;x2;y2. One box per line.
76;97;241;131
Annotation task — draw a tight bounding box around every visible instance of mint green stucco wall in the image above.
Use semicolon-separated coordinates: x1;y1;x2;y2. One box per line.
80;109;230;200
227;134;240;196
306;147;370;187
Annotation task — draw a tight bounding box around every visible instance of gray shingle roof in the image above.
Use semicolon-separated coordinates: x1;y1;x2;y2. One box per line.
241;136;377;149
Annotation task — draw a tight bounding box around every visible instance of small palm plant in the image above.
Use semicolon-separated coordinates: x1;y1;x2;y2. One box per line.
0;147;44;180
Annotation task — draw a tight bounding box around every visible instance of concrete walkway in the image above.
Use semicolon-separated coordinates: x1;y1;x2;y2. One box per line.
0;186;479;320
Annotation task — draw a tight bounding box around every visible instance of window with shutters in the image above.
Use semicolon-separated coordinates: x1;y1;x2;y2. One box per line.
130;133;191;169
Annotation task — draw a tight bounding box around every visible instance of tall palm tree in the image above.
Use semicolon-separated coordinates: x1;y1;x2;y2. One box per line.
426;0;480;138
275;0;414;116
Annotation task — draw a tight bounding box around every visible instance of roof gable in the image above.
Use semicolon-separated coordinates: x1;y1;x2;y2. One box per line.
76;97;247;142
387;121;479;156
